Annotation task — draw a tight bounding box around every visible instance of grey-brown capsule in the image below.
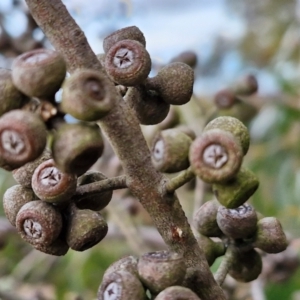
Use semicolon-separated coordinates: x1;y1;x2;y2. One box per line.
97;270;146;300
253;217;287;254
3;185;36;226
145;62;194;105
12;48;66;98
51;123;104;176
76;171;113;211
189;129;243;184
103;26;146;53
216;204;258;239
12;148;52;188
0;68;28;116
137;251;186;294
16;200;63;246
155;286;201;300
124;86;170;125
193;199;223;237
0;110;47;170
65;205;108;251
61;69;117;121
105;39;151;86
204;116;250;155
229;249;262;282
32;159;77;204
151;128;192;173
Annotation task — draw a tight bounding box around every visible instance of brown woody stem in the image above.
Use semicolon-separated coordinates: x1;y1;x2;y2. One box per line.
25;1;226;298
165;166;195;193
73;175;128;201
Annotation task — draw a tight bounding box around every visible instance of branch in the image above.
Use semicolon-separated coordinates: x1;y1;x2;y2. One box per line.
24;1;226;298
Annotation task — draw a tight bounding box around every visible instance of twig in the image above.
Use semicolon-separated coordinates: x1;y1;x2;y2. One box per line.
165;167;195;194
214;246;235;286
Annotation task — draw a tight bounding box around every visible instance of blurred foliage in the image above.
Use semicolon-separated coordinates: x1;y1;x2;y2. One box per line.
0;0;300;299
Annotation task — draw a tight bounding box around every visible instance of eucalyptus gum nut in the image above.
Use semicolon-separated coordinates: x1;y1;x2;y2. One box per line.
12;148;52;188
170;50;198;69
0;68;29;116
66;205;108;251
76;171;113;211
197;234;225;266
16;200;63;246
155;286;201;300
230;74;258;96
217;204;258;240
34;236;69;256
193;199;223;237
103;26;146;53
105;39;151;86
189;129;243;184
212;168;259;208
51;123;104;176
12;48;66;98
229;249;262;282
253;217;287;254
3;185;36;226
32;159;77;204
61;69;117;121
151;128;192;173
175;125;197;141
124;87;170;125
214;89;237;109
137;251;186;294
0;110;47;171
103;255;139;279
204;116;250;155
146;62;194;105
97;270;146;300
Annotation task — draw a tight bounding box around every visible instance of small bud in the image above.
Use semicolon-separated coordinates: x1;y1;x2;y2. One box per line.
151;128;192;173
3;185;36;226
189;129;243;184
0;68;28;116
146;62;194;105
61;69;117;121
16;200;63;246
12;48;66;98
253;217;287;253
32;159;77;204
193;199;223;237
51;123;104;176
204;116;250;155
103;26;146;53
229;249;262;282
217;204;258;239
0;110;47;170
97;270;146;300
12;148;52;188
66;204;108;251
212;168;259;208
155;286;200;300
137;251;186;294
76;171;113;211
214;89;237;109
124;86;170;125
105;39;151;86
